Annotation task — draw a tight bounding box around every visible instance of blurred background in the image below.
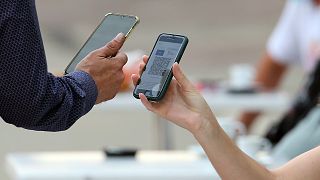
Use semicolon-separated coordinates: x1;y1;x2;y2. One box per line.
1;0;306;179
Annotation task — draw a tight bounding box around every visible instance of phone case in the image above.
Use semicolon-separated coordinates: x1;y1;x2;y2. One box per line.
133;33;189;101
64;13;139;74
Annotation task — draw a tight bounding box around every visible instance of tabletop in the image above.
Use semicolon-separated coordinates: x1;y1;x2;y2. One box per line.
96;90;291;112
6;151;219;180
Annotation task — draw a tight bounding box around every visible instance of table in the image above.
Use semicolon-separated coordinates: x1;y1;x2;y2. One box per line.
95;91;291;150
96;90;290;112
6;151;219;180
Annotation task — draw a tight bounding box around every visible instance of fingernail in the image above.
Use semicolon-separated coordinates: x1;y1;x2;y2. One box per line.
174;62;179;69
115;33;125;41
176;63;182;74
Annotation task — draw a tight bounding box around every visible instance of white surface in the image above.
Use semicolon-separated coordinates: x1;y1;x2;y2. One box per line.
94;90;290;150
97;90;290;112
6;151;218;180
6;150;287;180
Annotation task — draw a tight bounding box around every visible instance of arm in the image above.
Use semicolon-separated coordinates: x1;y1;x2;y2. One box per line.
198;119;320;180
274;146;320;179
195;118;275;180
190;102;320;180
255;53;288;91
132;58;320;179
0;0;127;131
240;53;287;128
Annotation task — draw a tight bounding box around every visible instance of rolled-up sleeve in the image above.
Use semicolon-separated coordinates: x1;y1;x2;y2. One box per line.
0;0;98;131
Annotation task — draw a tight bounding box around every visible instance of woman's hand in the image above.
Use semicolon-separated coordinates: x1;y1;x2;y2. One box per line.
132;56;218;134
132;56;286;180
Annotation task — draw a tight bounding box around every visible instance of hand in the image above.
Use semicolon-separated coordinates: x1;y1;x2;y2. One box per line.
132;56;218;134
53;71;64;77
76;33;128;104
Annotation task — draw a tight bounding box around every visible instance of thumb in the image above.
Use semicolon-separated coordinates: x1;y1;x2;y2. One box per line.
172;63;194;90
97;33;126;57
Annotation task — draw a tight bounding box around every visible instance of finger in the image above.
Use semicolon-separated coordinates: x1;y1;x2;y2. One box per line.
137;55;149;75
131;74;140;86
139;62;146;75
139;93;154;111
112;52;128;68
97;33;126;57
142;55;149;64
172;63;194;90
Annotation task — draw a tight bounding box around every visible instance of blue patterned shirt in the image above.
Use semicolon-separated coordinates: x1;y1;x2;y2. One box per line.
0;0;98;131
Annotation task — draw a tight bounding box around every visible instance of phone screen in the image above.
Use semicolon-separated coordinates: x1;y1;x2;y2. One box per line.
134;34;187;98
65;13;139;74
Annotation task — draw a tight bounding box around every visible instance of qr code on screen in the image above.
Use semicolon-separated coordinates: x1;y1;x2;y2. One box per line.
148;56;171;76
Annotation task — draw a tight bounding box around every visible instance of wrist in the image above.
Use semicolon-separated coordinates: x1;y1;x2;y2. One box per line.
191;114;221;141
64;71;98;111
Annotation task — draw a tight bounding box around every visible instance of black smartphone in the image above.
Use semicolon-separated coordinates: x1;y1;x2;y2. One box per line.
65;13;139;74
133;33;188;101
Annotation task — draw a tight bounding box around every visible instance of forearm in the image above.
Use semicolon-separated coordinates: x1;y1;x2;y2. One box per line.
239;112;260;129
273;146;320;180
194;117;276;180
0;71;97;131
255;53;287;90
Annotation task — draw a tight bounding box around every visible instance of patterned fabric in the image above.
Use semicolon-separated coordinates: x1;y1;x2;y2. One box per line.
0;0;98;131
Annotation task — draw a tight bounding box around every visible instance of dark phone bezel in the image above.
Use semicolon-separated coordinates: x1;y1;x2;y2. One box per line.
64;13;139;75
133;33;189;101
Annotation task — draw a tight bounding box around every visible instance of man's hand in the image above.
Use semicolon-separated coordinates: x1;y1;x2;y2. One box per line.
76;33;128;104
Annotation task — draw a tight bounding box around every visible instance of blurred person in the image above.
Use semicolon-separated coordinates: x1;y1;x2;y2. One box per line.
266;58;320;159
238;0;320;156
241;0;320;129
0;0;127;131
132;57;320;180
243;0;320;160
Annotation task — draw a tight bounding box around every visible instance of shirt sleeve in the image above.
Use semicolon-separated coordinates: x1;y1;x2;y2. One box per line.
0;0;98;131
267;0;300;65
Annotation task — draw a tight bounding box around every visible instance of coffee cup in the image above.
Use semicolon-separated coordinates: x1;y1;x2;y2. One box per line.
237;135;272;158
229;64;255;90
217;117;246;140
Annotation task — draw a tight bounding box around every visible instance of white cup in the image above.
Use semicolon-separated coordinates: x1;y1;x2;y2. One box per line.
237;135;272;158
229;64;255;89
217;117;246;140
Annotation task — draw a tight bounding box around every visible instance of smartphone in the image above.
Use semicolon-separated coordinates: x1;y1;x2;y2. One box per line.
133;33;188;101
65;13;139;74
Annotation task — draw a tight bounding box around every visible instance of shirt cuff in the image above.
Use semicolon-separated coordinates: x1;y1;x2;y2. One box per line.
66;70;98;113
